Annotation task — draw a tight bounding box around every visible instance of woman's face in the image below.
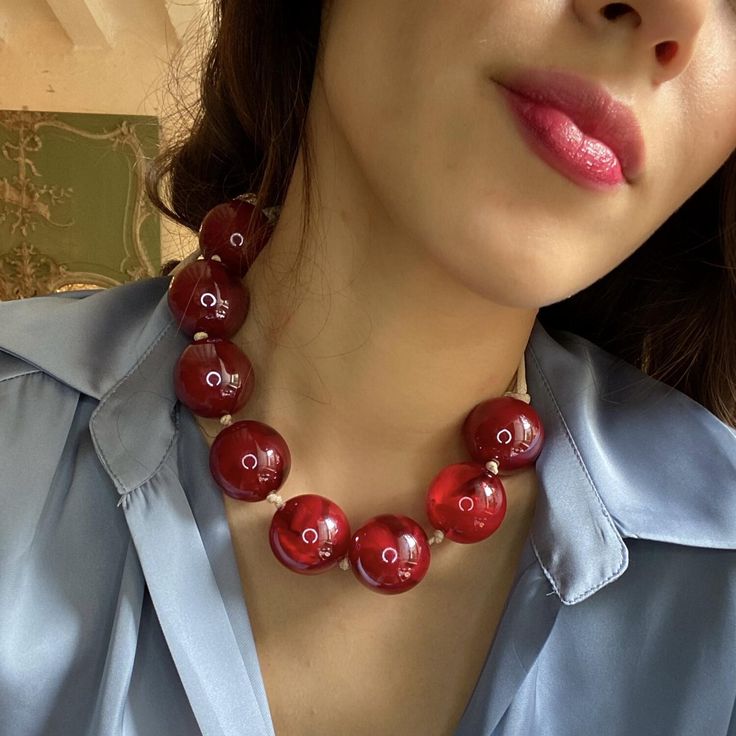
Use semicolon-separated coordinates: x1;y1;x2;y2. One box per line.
315;0;736;308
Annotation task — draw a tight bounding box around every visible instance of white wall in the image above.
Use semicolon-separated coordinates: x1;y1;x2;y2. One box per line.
0;0;210;263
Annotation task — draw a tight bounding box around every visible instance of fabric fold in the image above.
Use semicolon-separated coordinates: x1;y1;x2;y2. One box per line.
120;452;272;736
86;539;146;736
454;544;563;735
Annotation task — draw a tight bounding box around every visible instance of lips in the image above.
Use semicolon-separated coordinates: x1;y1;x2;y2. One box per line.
496;68;645;184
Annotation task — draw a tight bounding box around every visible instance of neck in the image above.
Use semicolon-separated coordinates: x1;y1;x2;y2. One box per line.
215;74;538;519
227;172;537;522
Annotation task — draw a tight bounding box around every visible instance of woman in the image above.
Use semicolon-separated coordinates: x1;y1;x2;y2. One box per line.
2;1;736;735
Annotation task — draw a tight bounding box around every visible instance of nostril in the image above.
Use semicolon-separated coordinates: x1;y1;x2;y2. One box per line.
655;41;678;64
601;3;633;21
599;5;678;65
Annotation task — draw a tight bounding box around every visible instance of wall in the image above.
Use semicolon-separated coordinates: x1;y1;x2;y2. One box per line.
0;0;210;264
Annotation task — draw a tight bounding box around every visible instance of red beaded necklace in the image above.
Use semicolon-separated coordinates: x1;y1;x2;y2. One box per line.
167;198;545;595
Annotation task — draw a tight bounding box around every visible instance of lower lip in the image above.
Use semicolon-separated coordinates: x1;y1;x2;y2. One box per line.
498;85;627;191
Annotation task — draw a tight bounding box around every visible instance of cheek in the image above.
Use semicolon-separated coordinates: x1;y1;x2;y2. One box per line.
672;36;736;200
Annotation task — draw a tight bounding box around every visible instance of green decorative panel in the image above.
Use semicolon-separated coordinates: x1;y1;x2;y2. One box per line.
0;109;161;299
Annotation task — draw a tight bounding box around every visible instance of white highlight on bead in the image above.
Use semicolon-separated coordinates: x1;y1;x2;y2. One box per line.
381;547;398;564
458;496;474;512
496;427;512;445
301;528;318;544
266;492;285;510
230;232;244;248
200;292;217;308
205;371;222;387
241;453;257;470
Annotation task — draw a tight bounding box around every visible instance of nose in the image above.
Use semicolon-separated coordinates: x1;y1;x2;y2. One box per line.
572;0;710;84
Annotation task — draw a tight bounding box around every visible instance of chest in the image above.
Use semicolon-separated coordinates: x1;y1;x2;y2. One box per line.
221;473;538;736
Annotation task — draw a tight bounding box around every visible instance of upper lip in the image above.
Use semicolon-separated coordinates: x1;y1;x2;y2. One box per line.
496;68;645;183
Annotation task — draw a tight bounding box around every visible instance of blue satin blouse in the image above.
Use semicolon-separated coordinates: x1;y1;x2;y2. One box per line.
1;275;735;736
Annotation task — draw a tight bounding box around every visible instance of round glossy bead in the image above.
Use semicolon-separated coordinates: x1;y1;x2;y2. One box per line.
174;338;255;418
462;396;544;472
426;462;507;543
167;258;250;340
269;494;351;574
210;420;290;502
348;514;431;594
199;200;273;278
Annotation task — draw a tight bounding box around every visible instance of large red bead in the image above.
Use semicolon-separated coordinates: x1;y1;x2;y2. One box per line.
348;514;431;594
210;420;290;502
426;462;507;543
174;338;255;418
462;396;544;472
167;258;249;339
199;200;273;278
269;494;351;574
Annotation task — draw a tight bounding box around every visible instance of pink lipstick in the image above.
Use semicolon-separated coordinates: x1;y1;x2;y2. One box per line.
495;68;645;191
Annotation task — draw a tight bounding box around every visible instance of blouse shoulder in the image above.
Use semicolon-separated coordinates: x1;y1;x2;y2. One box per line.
528;320;736;557
0;277;174;399
0;291;149;734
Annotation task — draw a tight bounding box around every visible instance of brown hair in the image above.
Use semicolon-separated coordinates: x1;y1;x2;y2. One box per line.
147;0;736;427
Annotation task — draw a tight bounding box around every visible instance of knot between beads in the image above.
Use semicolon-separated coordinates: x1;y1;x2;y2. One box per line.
428;529;445;546
266;492;286;510
484;459;500;476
